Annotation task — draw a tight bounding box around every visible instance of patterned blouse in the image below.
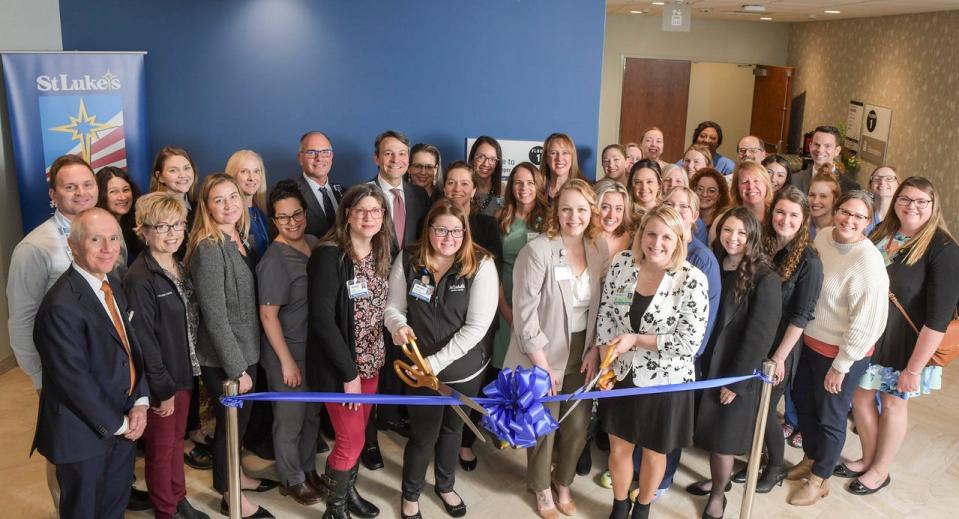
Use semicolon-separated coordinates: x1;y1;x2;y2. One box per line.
594;251;710;387
161;262;201;376
353;254;389;378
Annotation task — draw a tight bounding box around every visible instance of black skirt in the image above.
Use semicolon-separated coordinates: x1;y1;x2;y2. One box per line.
600;375;695;454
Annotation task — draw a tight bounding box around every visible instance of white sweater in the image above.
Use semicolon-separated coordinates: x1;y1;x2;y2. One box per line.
804;228;889;373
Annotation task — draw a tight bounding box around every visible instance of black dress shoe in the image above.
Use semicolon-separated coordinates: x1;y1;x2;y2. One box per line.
434;487;466;518
755;465;786;494
685;479;731;496
847;475;891;495
731;466;748;484
176;498;210;519
244;478;279;493
458;454;477;472
127;486;151;511
400;499;422;519
219;498;275;518
378;417;411;437
701;496;726;519
185;445;214;470
833;463;865;478
361;445;385;470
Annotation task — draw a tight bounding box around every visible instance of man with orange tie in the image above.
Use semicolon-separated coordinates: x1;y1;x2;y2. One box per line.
32;207;148;519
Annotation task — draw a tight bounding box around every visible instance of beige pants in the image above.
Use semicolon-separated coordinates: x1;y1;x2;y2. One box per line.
37;390;61;517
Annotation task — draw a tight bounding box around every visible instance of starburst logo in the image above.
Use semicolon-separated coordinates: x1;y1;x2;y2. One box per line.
48;98;119;163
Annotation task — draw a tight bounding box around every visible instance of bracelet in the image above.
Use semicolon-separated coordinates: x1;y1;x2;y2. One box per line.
904;368;921;376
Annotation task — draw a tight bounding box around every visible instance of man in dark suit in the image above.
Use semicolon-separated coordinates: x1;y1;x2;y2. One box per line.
793;125;861;194
32;208;149;519
296;131;344;239
361;130;430;470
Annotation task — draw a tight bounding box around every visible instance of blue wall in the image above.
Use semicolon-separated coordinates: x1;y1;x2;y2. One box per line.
59;0;606;188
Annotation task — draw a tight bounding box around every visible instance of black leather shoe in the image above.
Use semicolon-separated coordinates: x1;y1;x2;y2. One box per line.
377;417;411;437
317;435;330;454
701;496;726;519
219;498;275;518
685;480;731;496
185;445;213;470
245;478;279;493
306;470;328;495
458;454;477;472
433;487;466;518
127;486;151;511
400;498;422;519
176;498;210;519
361;445;385;470
731;466;748;484
833;463;865;478
847;475;891;495
755;465;786;494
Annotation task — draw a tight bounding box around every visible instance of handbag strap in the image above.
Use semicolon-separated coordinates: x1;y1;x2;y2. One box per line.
889;291;919;335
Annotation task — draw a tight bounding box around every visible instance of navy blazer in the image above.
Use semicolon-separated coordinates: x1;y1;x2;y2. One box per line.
297;175;344;239
32;266;147;465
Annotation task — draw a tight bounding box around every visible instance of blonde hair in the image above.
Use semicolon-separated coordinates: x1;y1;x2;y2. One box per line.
730;160;774;208
185;173;250;264
224;149;267;213
544;179;602;241
632;205;688;270
411;199;489;278
593;178;633;237
133;192;188;243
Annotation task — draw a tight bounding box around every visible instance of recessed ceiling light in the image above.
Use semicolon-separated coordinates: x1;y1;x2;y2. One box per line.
760;17;773;20
825;10;841;14
630;10;646;14
652;1;666;5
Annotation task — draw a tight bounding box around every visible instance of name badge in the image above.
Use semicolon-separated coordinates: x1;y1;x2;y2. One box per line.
410;280;434;302
526;231;540;242
613;290;633;306
347;278;369;299
553;265;573;281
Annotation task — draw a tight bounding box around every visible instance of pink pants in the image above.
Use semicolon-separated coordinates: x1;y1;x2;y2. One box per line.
324;376;379;470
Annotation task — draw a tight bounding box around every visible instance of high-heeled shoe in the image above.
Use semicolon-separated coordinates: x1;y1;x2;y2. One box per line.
755;465;786;494
219;498;274;518
685;479;731;496
608;498;631;519
700;496;726;519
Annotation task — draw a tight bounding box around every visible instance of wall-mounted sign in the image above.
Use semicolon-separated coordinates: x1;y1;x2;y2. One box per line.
859;104;892;165
844;100;864;152
662;2;691;32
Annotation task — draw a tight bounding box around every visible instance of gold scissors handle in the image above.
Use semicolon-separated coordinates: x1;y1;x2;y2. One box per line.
393;337;439;390
596;347;619;391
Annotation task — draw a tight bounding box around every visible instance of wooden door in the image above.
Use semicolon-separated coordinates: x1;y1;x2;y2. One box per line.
619;58;691;163
749;65;793;154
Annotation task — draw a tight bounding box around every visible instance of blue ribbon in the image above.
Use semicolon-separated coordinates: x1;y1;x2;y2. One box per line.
221;367;771;448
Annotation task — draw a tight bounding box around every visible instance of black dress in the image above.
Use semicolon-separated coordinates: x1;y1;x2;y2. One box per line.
601;292;696;454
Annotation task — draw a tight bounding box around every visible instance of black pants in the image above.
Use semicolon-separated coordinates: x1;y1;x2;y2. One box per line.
201;364;258;493
401;375;484;501
56;436;135;519
792;346;869;480
460;365;500;448
762;353;794;467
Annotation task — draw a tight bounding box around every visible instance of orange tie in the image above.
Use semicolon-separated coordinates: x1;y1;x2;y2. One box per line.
101;280;135;395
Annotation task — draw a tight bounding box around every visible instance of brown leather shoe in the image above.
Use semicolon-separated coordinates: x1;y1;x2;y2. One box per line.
306;470;329;496
786;457;814;481
279;481;323;506
788;475;829;506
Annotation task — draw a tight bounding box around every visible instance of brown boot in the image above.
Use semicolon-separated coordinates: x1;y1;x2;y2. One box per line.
786;457;814;481
280;481;324;506
789;475;829;506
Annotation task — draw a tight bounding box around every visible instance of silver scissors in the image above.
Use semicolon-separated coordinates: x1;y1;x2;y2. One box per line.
558;348;619;423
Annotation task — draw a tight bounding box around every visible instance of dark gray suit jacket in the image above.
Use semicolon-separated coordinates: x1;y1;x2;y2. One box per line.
793;165;861;195
296;175;343;240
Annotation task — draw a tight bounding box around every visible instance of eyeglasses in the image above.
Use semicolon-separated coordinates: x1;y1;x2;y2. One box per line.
409;163;438;172
737;147;763;155
301;148;333;159
836;208;870;223
871;175;898;185
350;207;386;220
430;225;464;238
694;186;719;196
474;153;499;165
274;209;306;225
662;201;692;211
147;222;187;233
895;195;932;210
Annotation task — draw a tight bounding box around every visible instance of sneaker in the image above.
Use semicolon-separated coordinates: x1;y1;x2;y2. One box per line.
788;432;803;449
782;423;795;439
598;470;613;489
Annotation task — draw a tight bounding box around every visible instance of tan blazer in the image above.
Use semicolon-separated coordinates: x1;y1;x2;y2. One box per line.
503;234;609;379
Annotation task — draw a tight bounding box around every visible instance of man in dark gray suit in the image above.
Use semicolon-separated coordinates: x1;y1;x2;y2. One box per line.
296;131;343;239
793;125;861;194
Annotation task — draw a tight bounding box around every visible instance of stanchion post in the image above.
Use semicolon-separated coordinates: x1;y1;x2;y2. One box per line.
740;359;776;519
224;380;242;519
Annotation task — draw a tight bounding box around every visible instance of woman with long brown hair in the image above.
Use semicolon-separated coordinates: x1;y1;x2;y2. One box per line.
541;133;585;200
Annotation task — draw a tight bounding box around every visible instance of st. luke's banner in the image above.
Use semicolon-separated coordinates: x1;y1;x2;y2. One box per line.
1;52;149;233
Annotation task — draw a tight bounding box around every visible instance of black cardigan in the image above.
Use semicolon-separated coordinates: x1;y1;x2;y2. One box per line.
873;229;959;369
123;251;195;402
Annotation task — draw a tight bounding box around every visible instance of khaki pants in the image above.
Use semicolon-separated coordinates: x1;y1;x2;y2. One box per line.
38;390;61;517
526;369;590;492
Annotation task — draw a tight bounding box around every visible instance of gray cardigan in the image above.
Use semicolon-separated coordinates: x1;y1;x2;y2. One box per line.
190;234;260;378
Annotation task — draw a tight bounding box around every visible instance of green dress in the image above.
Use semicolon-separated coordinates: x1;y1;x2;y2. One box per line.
492;217;537;367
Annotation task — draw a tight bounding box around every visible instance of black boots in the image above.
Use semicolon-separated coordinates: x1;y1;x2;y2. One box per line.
631;501;650;519
755;465;786;494
348;463;380;517
322;466;352;519
610;498;631;519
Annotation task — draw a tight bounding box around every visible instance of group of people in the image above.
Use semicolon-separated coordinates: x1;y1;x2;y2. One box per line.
8;121;958;519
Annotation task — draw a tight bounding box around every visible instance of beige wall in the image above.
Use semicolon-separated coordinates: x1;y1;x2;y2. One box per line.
598;13;791;177
684;62;756;160
0;0;63;371
788;11;959;230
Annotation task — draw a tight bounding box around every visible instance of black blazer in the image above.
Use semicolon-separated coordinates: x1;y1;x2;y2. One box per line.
124;251;195;402
297;175;344;240
695;265;782;455
32;267;148;465
370;177;429;253
305;244;360;392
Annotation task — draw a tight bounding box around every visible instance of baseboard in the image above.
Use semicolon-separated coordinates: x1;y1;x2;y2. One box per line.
0;354;18;375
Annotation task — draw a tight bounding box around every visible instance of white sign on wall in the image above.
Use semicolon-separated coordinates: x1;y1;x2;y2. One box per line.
859;104;892;165
844;100;864;152
465;138;543;180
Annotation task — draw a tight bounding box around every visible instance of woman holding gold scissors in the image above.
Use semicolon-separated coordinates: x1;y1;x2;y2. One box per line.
384;199;498;519
594;205;710;519
307;184;393;519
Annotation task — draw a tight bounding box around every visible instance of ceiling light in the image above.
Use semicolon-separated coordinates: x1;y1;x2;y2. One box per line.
652;1;666;5
742;4;766;13
630;9;647;14
760;17;772;20
825;10;841;14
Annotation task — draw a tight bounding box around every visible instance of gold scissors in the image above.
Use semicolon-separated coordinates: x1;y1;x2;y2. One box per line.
558;347;619;422
393;337;488;442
